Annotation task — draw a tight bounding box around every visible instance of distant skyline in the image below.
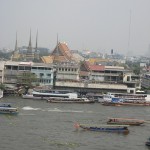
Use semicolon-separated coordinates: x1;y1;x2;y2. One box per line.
0;0;150;56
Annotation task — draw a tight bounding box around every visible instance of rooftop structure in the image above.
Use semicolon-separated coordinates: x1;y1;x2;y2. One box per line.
41;42;76;64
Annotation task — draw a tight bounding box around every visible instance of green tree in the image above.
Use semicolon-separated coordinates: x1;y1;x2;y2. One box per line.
0;83;5;90
17;72;38;88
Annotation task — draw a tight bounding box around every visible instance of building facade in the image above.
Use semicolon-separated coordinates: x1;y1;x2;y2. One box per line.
3;61;55;87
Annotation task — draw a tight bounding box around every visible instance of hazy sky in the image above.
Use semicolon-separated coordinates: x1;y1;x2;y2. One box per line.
0;0;150;56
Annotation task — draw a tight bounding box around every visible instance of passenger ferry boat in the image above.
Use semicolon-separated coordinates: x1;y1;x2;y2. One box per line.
47;97;95;103
104;92;150;102
0;107;19;114
23;89;78;100
32;89;77;98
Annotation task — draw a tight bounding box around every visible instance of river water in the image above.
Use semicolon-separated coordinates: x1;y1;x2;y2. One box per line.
0;97;150;150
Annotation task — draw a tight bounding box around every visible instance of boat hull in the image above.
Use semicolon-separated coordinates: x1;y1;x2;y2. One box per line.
107;121;144;126
0;107;19;115
107;118;145;126
77;124;129;134
47;99;95;104
102;102;122;106
145;142;150;146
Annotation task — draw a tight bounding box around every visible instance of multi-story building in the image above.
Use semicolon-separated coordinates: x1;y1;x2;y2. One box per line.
141;73;150;89
55;61;141;94
55;62;80;81
3;61;55;87
31;63;55;86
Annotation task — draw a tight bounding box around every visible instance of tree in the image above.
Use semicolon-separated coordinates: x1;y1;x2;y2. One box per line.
0;83;5;90
17;72;38;88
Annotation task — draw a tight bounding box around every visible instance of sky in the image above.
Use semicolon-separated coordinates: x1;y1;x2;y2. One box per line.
0;0;150;56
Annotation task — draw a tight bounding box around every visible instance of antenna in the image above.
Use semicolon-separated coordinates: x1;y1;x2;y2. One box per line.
127;10;132;57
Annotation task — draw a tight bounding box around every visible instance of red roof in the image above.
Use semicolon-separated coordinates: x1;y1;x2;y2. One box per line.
83;61;105;71
89;65;105;71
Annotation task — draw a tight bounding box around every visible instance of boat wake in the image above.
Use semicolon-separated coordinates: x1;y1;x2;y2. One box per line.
47;108;93;113
22;106;41;111
19;113;35;116
22;106;93;114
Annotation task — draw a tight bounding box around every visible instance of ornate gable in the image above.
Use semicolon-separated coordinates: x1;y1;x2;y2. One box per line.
51;42;73;63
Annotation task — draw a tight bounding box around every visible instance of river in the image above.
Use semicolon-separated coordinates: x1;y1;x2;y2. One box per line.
0;96;150;150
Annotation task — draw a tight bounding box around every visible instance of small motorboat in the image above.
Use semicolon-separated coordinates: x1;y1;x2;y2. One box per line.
74;123;129;134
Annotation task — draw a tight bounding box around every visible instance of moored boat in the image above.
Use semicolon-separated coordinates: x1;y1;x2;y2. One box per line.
0;107;19;114
107;118;145;126
74;123;129;134
103;92;150;102
101;102;122;106
22;89;78;100
47;97;95;103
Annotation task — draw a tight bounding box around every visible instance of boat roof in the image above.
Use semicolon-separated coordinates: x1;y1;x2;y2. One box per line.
0;103;11;105
79;123;129;127
0;107;17;110
108;117;144;121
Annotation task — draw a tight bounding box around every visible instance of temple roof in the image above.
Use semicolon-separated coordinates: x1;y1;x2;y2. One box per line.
41;42;74;63
51;42;73;62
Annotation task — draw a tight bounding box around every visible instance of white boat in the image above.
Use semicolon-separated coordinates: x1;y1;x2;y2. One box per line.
47;97;95;103
22;89;78;100
32;89;78;98
0;107;19;114
102;93;124;103
103;92;149;102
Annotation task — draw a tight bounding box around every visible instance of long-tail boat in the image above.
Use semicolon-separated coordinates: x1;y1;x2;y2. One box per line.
74;123;129;134
107;118;145;126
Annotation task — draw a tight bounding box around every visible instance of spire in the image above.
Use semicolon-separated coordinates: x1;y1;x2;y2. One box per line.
35;30;38;51
15;32;18;51
28;29;32;50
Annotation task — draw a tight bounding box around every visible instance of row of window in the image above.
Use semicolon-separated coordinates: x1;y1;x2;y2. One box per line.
38;79;51;83
58;68;77;72
5;66;53;71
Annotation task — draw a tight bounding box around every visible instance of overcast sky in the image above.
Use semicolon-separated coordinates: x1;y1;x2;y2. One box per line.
0;0;150;56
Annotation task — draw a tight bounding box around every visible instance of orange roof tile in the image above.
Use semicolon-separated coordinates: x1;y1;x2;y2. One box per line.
89;65;105;71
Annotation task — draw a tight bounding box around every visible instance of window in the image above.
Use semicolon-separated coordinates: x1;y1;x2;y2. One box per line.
19;66;24;70
25;66;31;70
40;73;44;77
6;66;11;70
32;67;37;69
12;66;18;70
47;74;51;77
127;76;130;81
